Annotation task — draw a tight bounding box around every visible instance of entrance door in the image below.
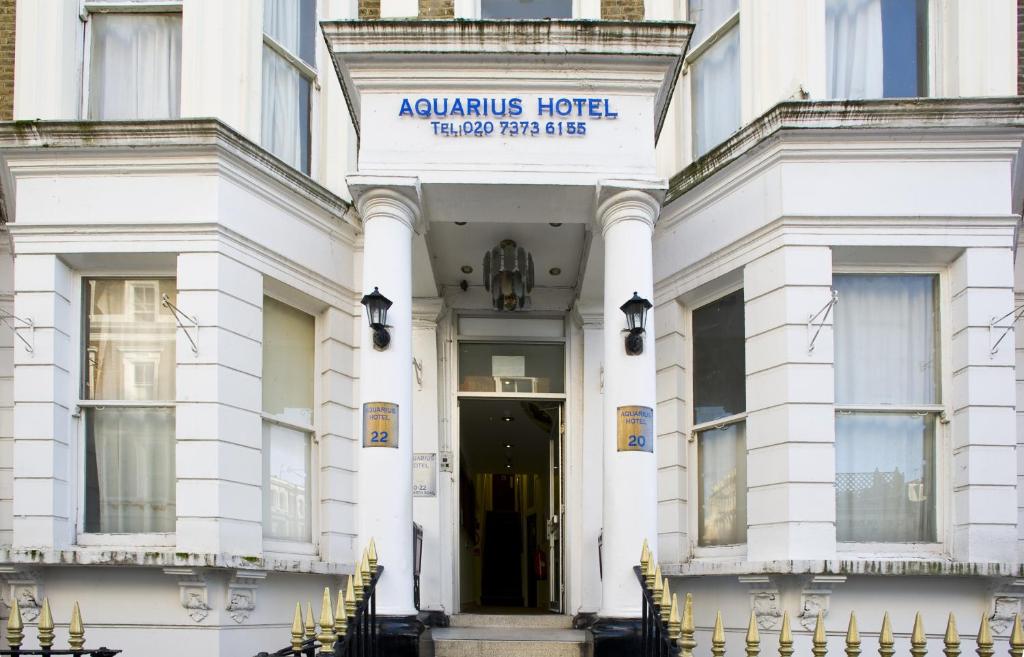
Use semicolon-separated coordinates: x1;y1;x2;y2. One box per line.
547;404;564;613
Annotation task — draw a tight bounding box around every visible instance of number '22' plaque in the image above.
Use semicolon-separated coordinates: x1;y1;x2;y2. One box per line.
617;405;653;453
363;402;398;448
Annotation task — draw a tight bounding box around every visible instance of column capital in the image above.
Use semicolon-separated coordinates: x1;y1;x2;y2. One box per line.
346;175;423;233
595;179;667;235
412;297;445;327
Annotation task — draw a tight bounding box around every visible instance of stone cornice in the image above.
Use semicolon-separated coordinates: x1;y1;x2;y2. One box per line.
666;97;1024;204
0;119;356;231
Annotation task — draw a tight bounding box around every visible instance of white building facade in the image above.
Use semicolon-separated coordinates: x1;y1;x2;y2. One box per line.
0;0;1020;656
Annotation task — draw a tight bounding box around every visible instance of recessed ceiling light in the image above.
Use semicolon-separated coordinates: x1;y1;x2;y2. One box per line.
455;221;467;226
505;463;512;469
501;413;514;422
549;222;562;227
549;267;562;276
505;443;512;449
461;265;473;274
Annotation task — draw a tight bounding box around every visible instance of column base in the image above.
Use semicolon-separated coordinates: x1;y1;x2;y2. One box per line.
377;615;428;657
591;617;642;657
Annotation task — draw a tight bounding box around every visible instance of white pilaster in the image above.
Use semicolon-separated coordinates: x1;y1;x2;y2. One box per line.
349;177;421;617
597;183;664;618
12;254;73;549
743;245;836;561
654;298;687;563
575;304;604;614
13;0;82;120
175;253;264;556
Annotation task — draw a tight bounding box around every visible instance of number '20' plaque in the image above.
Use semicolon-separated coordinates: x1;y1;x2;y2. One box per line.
617;405;653;453
363;402;398;448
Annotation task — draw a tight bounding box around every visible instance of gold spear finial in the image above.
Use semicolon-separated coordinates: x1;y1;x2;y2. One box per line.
290;602;304;652
1010;614;1024;657
976;612;993;657
304;602;316;640
317;587;336;650
711;611;726;657
37;598;54;649
746;609;760;657
779;611;794;657
334;587;348;638
661;576;672;624
879;612;895;657
910;612;927;657
354;565;365;604
6;598;23;650
811;610;827;657
345;574;357;618
644;541;656;589
943;613;960;657
678;592;696;657
368;538;379;573
69;601;85;651
668;594;682;640
360;550;372;584
640;539;650;579
845;612;860;657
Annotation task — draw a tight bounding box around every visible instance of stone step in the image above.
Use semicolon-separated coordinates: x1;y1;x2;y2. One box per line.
449;613;575;629
433;627;588;657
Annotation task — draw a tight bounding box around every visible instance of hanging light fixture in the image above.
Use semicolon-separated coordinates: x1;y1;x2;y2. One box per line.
482;239;535;311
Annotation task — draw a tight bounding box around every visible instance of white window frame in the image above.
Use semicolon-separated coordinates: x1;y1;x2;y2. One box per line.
261;2;321;177
832;265;951;558
79;1;184;121
73;272;177;548
685;281;748;560
683;3;740;160
260;291;320;558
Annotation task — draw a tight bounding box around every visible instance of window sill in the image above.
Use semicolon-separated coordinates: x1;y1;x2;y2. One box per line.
263;538;317;558
0;547;352;574
77;533;175;548
661;557;1017;578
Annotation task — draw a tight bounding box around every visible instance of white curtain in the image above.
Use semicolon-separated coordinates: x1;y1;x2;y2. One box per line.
88;13;181;120
698;422;747;546
826;0;883;99
833;274;937;405
833;274;937;542
262;296;315;426
264;0;301;53
692;26;740;158
688;0;739;45
262;45;306;171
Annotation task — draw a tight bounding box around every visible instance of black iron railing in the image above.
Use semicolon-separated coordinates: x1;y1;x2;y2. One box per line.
0;599;119;657
333;565;382;657
635;565;679;657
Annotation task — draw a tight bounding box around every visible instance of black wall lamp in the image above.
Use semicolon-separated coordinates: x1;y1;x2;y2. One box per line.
360;287;393;350
621;291;652;356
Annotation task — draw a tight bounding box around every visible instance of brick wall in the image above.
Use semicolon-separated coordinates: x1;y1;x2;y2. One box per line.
602;0;644;20
359;0;381;19
419;0;454;18
0;0;15;121
1018;0;1023;94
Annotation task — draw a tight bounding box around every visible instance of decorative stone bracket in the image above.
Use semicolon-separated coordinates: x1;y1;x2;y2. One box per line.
739;575;782;631
0;567;41;622
990;579;1024;635
799;575;846;631
226;570;267;624
164;568;212;623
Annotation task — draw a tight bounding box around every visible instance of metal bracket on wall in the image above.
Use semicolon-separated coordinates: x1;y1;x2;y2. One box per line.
0;308;34;355
161;293;199;355
807;289;839;355
989;302;1024;358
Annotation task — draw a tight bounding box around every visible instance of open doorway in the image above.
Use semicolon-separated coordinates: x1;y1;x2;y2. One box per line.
458;398;563;613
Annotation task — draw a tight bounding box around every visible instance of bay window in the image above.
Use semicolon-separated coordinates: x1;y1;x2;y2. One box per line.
833;274;939;543
262;296;314;543
826;0;928;99
82;278;177;534
87;11;182;120
688;0;740;158
262;0;316;174
692;288;747;546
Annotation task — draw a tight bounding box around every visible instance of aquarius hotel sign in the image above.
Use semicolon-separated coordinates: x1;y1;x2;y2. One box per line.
398;95;620;137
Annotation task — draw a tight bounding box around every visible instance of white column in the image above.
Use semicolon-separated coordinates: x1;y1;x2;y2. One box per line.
598;186;662;618
353;183;420;617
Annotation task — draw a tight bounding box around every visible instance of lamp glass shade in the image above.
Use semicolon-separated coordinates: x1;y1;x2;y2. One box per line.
360;287;392;327
620;291;652;332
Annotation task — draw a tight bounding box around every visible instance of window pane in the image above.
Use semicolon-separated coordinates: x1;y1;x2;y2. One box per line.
833;274;938;406
261;45;312;173
263;297;315;426
84;407;175;533
691;26;740;157
263;422;311;541
481;0;572;18
84;279;176;401
458;342;564;393
88;13;182;120
688;0;739;45
836;412;935;542
264;0;316;64
698;422;747;546
826;0;927;99
693;289;745;424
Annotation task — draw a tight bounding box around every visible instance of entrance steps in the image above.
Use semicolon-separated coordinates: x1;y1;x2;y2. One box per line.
433;614;589;657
